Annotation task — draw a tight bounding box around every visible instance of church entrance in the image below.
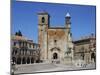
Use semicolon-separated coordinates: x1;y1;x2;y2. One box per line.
50;47;61;64
52;52;60;64
53;53;58;59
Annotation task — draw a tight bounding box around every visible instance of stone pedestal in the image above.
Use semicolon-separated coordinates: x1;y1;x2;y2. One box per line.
64;57;73;65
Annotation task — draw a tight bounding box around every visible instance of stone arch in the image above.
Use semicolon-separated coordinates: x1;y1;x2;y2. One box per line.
12;57;16;64
27;57;30;64
91;52;96;62
53;53;58;59
36;60;39;63
81;53;84;60
50;47;61;59
51;47;60;52
31;57;34;63
14;49;17;55
17;57;21;64
22;57;26;64
50;47;61;63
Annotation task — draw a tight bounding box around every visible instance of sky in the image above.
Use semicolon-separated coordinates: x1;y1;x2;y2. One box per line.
11;0;96;43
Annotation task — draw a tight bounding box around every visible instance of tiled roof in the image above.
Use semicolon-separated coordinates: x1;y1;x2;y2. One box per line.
11;35;33;43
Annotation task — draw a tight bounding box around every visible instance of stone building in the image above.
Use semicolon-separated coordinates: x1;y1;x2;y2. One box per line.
11;11;96;66
73;34;96;64
11;32;40;65
38;12;74;64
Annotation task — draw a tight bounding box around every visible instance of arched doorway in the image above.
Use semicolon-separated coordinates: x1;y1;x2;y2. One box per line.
17;57;21;64
81;53;84;60
12;57;16;64
91;53;96;62
27;57;30;64
36;58;40;63
31;57;34;63
22;57;26;64
51;47;60;64
53;53;58;59
52;52;60;63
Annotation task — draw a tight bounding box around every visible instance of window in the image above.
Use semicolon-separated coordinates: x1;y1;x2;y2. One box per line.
81;47;84;52
54;40;57;45
93;43;96;47
91;53;96;62
81;53;84;60
42;17;45;23
15;50;17;55
33;45;34;48
23;49;24;55
25;42;27;47
54;40;57;43
23;42;24;47
29;44;31;48
12;50;14;55
13;42;16;46
19;41;21;47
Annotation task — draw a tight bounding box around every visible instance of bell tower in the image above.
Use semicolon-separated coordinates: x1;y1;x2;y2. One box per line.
64;13;74;64
38;12;50;25
38;11;50;62
65;13;72;42
65;12;71;29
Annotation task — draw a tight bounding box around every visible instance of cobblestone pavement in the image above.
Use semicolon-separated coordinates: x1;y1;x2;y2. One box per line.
14;63;96;74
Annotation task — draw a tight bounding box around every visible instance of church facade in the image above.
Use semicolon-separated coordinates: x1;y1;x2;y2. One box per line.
38;12;74;64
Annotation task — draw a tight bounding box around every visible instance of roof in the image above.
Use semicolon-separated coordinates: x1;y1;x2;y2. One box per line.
73;37;96;44
12;35;27;41
66;12;70;17
11;35;33;43
49;26;66;29
37;11;49;15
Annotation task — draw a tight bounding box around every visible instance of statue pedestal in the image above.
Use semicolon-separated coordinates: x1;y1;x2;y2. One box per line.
64;56;73;65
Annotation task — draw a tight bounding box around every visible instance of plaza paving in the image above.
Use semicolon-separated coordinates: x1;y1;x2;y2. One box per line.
14;63;96;74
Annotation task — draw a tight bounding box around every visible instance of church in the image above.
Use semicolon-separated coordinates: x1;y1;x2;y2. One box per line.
38;11;74;64
11;11;96;66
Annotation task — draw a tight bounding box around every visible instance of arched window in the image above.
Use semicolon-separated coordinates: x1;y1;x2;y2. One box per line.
42;17;45;23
